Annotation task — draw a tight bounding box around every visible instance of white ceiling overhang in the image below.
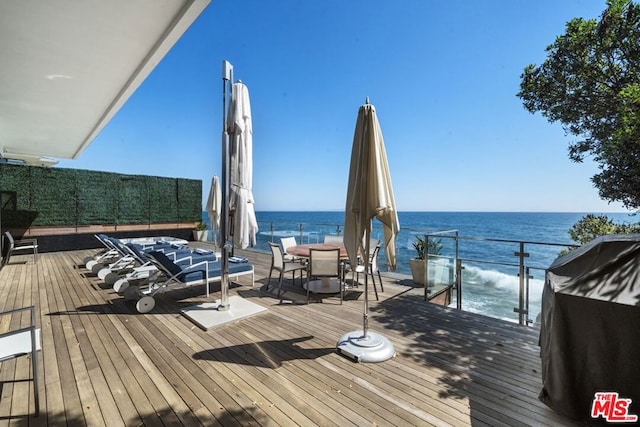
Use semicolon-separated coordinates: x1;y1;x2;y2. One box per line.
0;0;210;165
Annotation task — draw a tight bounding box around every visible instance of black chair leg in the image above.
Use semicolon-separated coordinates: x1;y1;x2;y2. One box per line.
267;267;274;291
277;272;284;300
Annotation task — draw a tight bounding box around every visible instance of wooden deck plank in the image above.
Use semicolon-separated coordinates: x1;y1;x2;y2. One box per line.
122;313;234;425
36;254;66;425
255;305;465;426
53;254;122;427
0;247;586;426
152;311;307;426
80;270;179;427
237;317;454;426
212;320;364;427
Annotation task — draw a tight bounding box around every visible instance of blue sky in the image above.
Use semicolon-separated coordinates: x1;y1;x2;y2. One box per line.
57;0;628;213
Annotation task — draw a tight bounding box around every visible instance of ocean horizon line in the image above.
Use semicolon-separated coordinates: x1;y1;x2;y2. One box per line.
247;210;634;215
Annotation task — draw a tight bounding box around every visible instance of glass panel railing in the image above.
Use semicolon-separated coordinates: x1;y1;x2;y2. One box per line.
218;217;575;326
426;233;573;325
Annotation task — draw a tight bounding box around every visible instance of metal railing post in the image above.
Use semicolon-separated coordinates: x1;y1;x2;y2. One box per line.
456;258;463;310
424;232;429;291
525;266;533;325
514;242;529;326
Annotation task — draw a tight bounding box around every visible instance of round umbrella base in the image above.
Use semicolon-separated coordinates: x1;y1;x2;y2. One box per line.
336;330;395;363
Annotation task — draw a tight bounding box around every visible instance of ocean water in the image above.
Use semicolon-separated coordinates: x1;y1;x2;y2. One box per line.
203;211;636;323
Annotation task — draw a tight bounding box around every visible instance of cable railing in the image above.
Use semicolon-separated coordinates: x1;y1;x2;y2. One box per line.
241;220;578;326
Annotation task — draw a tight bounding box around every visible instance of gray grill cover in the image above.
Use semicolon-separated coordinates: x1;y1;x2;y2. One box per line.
539;234;640;422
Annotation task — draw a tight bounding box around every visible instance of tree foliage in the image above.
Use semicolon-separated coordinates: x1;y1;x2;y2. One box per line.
517;0;640;209
557;213;640;256
568;213;640;244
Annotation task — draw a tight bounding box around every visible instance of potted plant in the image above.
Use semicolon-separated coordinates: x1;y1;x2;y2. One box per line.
410;235;442;287
193;222;208;241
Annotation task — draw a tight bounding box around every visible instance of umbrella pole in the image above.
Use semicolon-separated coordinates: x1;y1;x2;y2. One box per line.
218;61;233;312
336;219;395;362
362;225;370;338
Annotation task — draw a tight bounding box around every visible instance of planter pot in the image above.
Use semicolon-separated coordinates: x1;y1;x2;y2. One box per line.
193;230;207;241
410;258;427;287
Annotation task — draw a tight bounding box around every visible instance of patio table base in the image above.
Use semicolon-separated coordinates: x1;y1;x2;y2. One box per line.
303;277;341;294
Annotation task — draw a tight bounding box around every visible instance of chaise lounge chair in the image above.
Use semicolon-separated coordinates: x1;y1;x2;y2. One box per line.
124;250;254;313
112;243;217;293
97;237;211;284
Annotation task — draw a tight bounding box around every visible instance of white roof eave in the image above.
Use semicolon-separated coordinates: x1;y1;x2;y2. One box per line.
0;0;210;163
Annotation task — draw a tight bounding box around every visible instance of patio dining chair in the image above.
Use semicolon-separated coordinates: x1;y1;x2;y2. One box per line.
280;236;302;263
306;247;342;304
323;235;343;244
3;231;38;265
267;242;307;302
354;241;383;300
0;306;41;416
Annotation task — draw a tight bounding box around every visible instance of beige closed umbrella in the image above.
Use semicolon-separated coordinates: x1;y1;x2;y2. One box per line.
338;98;399;363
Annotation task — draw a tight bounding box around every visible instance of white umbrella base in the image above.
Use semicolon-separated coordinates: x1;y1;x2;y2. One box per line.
181;296;267;330
336;330;395;363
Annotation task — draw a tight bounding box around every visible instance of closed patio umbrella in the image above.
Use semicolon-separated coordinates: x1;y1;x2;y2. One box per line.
227;82;258;250
205;175;221;246
338;98;399;363
197;61;259;315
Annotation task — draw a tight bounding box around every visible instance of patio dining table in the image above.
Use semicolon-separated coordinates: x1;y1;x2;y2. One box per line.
286;243;349;294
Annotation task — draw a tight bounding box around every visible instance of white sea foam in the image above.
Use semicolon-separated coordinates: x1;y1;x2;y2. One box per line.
464;265;545;297
459;265;545;322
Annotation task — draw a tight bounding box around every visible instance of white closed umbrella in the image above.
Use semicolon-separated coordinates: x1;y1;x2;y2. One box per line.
205;175;221;246
338;98;399;363
227;82;258;249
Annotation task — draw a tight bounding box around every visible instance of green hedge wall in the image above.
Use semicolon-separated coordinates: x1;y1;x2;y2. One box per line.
0;164;201;229
30;167;78;226
149;177;178;223
177;178;202;222
77;170;118;225
117;175;149;224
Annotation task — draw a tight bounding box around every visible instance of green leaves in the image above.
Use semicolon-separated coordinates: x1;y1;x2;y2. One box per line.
412;235;442;260
568;213;640;244
517;0;640;209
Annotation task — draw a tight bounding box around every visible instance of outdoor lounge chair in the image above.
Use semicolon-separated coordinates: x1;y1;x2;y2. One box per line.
85;234;189;273
0;306;41;416
2;231;38;265
111;243;217;293
125;250;254;313
84;234;128;272
97;237;204;284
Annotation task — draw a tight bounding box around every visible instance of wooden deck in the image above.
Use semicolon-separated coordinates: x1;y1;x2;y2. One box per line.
0;247;584;426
